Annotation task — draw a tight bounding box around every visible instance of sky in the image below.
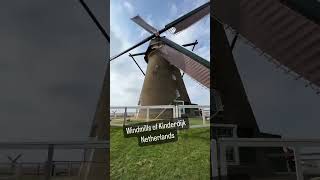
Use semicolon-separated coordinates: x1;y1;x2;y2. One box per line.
110;0;210;106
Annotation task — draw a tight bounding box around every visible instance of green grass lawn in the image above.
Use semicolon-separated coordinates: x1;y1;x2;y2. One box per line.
110;126;210;180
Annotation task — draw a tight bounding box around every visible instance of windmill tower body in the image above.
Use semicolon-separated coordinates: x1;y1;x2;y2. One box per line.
138;38;191;119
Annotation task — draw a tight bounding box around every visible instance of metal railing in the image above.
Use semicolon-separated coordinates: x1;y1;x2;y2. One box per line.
110;105;175;123
177;105;210;128
110;105;210;128
211;138;320;180
0;140;109;180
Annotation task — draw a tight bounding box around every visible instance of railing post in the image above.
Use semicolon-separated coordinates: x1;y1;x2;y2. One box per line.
124;107;127;122
68;162;72;176
219;144;228;178
14;163;22;179
173;106;176;118
294;147;304;180
37;163;40;176
202;108;205;125
176;106;178;118
232;126;239;165
45;144;54;180
175;106;177;118
211;140;219;179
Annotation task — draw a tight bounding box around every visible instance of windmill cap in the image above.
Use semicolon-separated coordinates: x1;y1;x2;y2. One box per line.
144;38;164;63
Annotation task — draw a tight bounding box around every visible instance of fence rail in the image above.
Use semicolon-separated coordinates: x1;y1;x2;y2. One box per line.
0;141;109;149
0;140;109;180
211;138;320;180
110;105;210;128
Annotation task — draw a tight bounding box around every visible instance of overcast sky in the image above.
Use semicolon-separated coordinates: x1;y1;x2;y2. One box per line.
110;0;210;106
0;0;108;143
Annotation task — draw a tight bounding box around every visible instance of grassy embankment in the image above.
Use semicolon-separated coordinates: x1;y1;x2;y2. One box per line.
110;118;210;180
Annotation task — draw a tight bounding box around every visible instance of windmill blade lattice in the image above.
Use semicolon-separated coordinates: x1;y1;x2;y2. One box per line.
213;0;320;88
157;37;210;88
166;2;210;34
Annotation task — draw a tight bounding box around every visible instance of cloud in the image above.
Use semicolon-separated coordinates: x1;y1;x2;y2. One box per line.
123;1;135;16
110;20;147;106
169;3;178;16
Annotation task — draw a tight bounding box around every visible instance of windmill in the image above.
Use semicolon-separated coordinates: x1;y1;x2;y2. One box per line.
110;2;210;119
211;0;320;178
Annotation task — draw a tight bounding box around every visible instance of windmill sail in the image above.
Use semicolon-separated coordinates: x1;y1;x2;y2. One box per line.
131;15;158;34
165;2;210;34
110;2;210;61
157;37;210;88
213;0;320;87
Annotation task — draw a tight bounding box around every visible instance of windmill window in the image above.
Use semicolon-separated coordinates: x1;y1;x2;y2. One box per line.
172;74;177;80
213;127;233;137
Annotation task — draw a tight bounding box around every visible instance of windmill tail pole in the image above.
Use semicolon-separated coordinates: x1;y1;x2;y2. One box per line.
110;34;156;61
129;53;145;76
182;40;198;47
